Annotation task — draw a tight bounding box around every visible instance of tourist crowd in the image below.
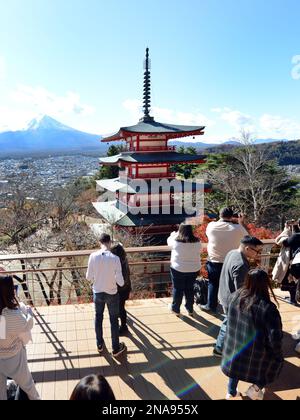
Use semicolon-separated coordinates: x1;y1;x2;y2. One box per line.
0;209;299;400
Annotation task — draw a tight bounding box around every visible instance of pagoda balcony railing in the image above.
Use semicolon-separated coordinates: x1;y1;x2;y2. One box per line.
0;241;278;307
127;146;176;152
128;172;177;180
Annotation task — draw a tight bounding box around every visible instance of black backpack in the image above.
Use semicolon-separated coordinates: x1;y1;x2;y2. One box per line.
194;278;208;306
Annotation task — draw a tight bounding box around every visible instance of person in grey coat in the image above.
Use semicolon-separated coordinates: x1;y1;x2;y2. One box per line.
222;269;283;400
214;236;263;356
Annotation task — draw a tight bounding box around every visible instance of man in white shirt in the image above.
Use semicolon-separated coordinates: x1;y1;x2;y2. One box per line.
201;208;248;314
86;233;127;358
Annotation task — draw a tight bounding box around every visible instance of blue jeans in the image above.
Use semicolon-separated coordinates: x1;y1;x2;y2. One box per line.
170;268;198;314
228;377;239;396
215;308;227;352
93;292;120;352
206;261;223;311
228;377;265;396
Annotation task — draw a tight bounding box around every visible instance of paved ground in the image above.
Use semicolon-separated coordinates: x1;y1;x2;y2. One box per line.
27;292;300;400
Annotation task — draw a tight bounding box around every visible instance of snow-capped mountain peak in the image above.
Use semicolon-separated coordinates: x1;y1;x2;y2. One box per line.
25;115;73;131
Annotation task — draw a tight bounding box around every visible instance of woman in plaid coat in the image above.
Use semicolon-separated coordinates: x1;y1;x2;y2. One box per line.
221;269;283;400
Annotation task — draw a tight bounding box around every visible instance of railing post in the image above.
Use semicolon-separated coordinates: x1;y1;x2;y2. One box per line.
260;243;275;273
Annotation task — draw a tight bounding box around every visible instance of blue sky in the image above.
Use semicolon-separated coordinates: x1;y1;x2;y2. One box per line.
0;0;300;142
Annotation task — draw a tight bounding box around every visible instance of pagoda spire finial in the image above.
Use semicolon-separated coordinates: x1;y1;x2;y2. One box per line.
141;47;154;122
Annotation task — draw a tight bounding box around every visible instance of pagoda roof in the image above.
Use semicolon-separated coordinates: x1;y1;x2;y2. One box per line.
93;201;198;227
128;177;211;193
93;201;125;224
102;121;205;142
96;178;136;194
116;212;190;227
99;151;206;165
96;178;211;194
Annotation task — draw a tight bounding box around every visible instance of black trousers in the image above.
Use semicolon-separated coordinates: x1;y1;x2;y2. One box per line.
281;272;297;303
119;289;130;327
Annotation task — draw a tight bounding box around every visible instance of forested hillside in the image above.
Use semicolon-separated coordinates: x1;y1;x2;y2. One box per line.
205;140;300;165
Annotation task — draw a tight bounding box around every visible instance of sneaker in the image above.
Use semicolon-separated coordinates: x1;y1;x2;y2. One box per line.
225;391;241;400
119;325;129;336
168;304;180;317
213;347;223;358
284;297;299;306
200;305;216;314
97;344;104;354
246;384;265;400
112;342;127;358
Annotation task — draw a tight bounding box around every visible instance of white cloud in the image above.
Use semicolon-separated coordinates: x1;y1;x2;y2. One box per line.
10;85;95;117
0;85;96;132
220;109;254;131
123;101;300;142
122;99;142;121
260;114;300;139
291;55;300;80
122;98;215;128
0;107;35;132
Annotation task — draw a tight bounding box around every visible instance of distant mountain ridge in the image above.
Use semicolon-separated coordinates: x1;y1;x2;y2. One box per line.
0;115;295;157
170;137;290;149
0;115;104;156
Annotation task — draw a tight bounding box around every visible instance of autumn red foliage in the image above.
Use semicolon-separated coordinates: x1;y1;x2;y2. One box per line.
246;224;279;239
193;217;279;278
194;217;279;242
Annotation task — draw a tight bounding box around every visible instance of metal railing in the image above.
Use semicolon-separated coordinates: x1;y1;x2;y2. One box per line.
0;241;279;307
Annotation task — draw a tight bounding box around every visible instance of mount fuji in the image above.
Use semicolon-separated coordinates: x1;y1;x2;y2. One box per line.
0;115;104;156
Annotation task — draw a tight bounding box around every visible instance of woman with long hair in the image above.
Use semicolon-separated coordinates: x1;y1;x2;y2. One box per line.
221;269;283;400
0;275;40;400
167;224;201;316
111;243;131;335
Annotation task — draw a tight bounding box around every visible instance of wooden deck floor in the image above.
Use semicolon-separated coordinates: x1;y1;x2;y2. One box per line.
28;293;300;400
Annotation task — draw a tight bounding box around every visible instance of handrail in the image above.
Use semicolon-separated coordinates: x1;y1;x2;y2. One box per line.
2;260;172;275
0;245;172;262
0;240;277;262
0;241;279;306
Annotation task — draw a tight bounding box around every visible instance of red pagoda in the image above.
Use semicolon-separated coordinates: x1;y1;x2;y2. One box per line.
94;49;209;241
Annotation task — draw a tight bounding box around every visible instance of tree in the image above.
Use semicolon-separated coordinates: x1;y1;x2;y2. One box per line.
94;145;126;181
172;146;198;179
0;178;99;306
0;187;49;304
197;131;298;227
